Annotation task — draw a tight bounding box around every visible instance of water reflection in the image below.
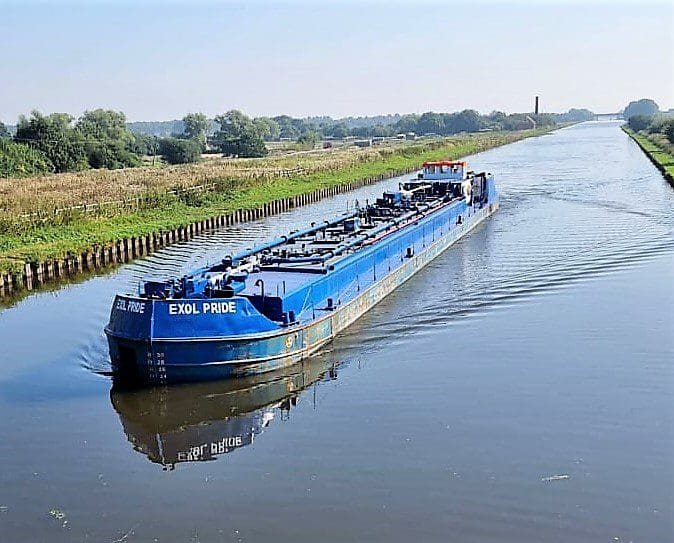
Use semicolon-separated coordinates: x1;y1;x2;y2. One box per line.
110;357;340;469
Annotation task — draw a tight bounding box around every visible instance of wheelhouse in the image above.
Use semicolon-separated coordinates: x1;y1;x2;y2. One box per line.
420;160;468;181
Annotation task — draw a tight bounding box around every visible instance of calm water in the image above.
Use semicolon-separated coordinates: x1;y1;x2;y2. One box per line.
0;122;672;542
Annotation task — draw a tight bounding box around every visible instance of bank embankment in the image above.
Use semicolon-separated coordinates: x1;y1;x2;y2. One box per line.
622;126;674;187
0;129;553;298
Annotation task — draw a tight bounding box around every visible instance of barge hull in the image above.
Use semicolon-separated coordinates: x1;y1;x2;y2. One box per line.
107;202;498;384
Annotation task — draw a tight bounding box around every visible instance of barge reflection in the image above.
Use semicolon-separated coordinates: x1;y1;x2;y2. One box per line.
110;358;340;469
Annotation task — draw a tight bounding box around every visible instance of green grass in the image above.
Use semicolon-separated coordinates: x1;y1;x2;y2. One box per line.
623;127;674;178
0;129;551;275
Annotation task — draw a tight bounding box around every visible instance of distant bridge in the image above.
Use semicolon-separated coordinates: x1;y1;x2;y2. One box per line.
595;113;623;121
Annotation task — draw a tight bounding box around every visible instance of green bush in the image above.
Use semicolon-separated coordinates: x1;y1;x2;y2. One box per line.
665;120;674;144
158;137;202;164
627;115;652;132
0;139;52;177
86;142;141;169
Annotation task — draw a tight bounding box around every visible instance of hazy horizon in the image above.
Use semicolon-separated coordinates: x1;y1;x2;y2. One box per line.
1;0;672;123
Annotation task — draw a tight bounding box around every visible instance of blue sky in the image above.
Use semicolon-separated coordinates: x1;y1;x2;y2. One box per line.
1;0;672;121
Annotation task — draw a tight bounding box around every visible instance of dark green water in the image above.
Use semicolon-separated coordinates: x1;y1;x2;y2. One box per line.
0;122;672;542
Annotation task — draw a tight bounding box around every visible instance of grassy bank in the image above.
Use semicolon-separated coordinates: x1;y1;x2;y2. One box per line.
0;129;551;276
622;126;674;184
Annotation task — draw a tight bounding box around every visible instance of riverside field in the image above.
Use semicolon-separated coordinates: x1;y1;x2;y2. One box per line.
0;129;549;280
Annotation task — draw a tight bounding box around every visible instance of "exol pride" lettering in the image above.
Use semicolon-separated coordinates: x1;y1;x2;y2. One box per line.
115;299;146;314
168;301;237;316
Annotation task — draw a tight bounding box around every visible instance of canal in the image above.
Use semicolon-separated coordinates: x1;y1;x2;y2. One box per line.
0;121;672;542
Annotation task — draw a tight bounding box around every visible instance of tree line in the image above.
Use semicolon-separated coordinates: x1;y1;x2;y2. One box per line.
0;106;596;178
0;109;272;176
129;108;595;141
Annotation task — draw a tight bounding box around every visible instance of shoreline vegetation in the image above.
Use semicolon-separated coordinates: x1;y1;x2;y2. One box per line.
620;98;674;187
0;128;554;297
622;127;674;187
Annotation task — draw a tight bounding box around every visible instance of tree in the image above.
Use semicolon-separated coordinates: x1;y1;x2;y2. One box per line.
417;112;444;135
158;137;201;164
213;110;268;157
488;111;507;123
325;123;350;139
623;99;659;119
253;117;280;141
129;133;159;157
15;111;87;173
272;115;300;139
394;114;420;133
76;109;139;169
272;115;318;139
627;115;652;132
182;113;210;150
445;109;483;133
370;124;394;138
0;121;10;139
77;109;132;142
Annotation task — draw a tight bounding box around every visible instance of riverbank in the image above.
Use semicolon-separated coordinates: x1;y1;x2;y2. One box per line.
0;128;553;297
622;126;674;187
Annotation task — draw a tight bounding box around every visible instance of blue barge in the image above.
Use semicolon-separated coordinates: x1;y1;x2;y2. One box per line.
105;161;498;384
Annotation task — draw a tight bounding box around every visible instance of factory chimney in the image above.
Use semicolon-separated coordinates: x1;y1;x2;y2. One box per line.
534;96;540;115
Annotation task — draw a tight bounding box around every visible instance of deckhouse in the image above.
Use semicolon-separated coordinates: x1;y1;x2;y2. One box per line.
420;160;468;181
